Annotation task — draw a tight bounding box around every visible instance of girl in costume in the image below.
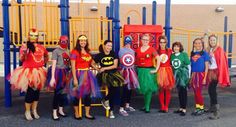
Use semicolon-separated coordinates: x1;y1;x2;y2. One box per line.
156;35;175;113
9;28;48;120
190;38;209;116
70;35;100;120
47;35;70;120
93;40;124;119
118;36;139;116
206;34;230;119
136;34;160;113
171;42;190;116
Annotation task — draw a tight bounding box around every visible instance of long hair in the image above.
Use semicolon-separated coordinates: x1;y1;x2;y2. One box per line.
191;38;204;57
74;35;90;54
99;40;112;53
158;35;168;54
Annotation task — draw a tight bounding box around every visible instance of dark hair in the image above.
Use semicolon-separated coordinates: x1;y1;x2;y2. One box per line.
74;35;90;54
208;34;218;48
172;41;184;52
158;35;168;54
191;38;204;57
99;40;112;53
26;41;36;53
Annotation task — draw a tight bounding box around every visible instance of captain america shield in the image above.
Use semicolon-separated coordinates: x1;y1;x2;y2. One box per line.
121;53;135;67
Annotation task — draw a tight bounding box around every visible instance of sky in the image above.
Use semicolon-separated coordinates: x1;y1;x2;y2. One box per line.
70;0;236;4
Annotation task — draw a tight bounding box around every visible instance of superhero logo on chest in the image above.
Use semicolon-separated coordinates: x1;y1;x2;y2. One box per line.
81;56;92;62
192;54;201;62
160;54;169;63
172;58;182;69
32;47;44;63
62;52;70;66
101;57;114;65
121;53;135;67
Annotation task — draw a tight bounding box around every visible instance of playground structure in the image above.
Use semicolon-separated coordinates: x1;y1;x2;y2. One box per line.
1;0;236;112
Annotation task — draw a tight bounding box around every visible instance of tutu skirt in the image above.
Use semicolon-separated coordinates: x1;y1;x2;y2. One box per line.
46;66;70;92
206;69;218;85
137;67;157;94
174;67;189;88
120;67;139;90
97;71;124;87
70;69;101;99
157;67;175;90
9;66;47;92
189;72;205;89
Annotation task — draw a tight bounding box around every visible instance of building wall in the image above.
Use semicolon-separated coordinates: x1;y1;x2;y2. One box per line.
0;3;236;63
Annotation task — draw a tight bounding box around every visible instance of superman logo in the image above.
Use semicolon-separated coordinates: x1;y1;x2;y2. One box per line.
101;57;114;65
192;54;201;62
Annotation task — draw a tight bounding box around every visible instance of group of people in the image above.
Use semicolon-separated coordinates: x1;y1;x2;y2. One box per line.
8;28;230;122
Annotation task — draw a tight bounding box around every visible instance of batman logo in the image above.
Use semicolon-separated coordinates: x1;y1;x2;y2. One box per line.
101;57;114;65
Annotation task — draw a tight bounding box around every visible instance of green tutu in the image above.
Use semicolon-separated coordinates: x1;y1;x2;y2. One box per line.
137;67;158;94
174;67;189;88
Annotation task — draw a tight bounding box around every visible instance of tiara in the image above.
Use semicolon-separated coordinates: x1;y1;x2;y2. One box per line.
78;35;87;41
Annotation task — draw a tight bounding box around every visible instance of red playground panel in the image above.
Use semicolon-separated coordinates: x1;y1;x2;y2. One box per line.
123;25;163;50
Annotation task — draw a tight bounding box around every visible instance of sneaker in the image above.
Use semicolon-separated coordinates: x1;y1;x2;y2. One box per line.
109;111;115;119
119;110;129;116
192;109;204;116
126;106;136;112
101;100;110;110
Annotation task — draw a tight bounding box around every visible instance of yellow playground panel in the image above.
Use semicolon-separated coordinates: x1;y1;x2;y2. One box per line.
9;0;60;47
69;17;113;52
171;28;236;59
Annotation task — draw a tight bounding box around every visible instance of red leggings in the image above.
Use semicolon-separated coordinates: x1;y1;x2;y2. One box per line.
193;86;204;106
159;89;171;111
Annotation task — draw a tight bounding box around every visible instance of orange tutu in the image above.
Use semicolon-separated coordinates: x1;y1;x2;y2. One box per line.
9;66;47;92
157;66;175;90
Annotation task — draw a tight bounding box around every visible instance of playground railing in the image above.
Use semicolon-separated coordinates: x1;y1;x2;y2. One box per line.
171;28;236;65
69;17;113;51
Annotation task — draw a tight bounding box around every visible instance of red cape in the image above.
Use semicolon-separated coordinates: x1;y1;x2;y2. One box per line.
214;47;231;87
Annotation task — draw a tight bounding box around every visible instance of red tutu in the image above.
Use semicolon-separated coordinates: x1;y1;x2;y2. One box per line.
157;66;175;90
9;66;47;92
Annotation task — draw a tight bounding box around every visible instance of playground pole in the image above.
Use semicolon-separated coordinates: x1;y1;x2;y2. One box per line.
142;7;146;25
106;6;111;40
127;17;130;24
60;0;69;37
2;0;12;107
109;0;114;19
224;16;228;51
164;0;171;47
113;0;120;53
152;1;157;25
228;30;233;68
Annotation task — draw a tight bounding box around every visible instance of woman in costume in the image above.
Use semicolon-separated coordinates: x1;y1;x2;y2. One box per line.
156;35;175;113
136;34;160;113
190;38;209;116
9;28;48;120
206;34;230;119
70;35;100;120
171;42;190;116
118;36;139;116
93;40;124;119
47;35;70;120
